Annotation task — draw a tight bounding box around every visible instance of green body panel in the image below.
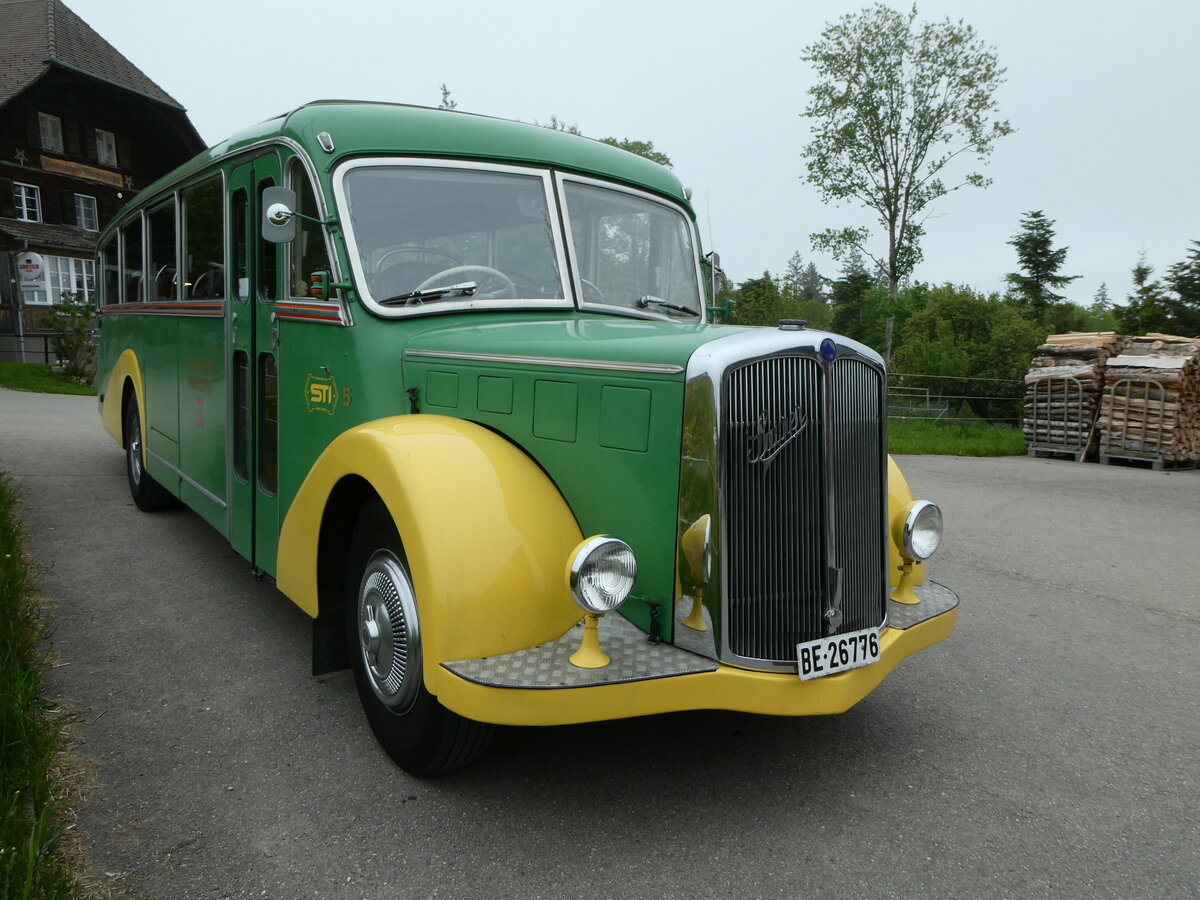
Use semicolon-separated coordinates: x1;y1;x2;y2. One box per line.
177;317;227;526
143;315;179;465
96;309;227;532
268;311;750;639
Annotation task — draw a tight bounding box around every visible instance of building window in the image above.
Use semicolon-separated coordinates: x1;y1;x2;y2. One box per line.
39;113;64;153
75;194;99;231
20;255;96;306
14;183;41;222
96;129;118;167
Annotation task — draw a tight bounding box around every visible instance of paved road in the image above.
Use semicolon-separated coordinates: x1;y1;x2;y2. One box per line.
2;387;1197;899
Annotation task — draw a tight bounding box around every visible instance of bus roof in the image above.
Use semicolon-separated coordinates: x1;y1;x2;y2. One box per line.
136;100;690;209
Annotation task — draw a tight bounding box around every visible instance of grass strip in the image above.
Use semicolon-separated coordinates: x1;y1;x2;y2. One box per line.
888;418;1027;456
0;364;95;397
0;474;74;899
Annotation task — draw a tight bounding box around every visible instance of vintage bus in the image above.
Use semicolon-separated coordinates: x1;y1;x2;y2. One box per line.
95;101;958;774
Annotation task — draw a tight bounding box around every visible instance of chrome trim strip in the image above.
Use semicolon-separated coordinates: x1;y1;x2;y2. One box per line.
147;449;228;510
404;348;684;375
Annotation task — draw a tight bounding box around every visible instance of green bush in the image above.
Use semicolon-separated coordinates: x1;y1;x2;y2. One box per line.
39;294;95;386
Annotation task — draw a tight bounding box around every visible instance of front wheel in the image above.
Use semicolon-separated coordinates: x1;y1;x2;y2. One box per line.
346;500;494;775
123;401;174;511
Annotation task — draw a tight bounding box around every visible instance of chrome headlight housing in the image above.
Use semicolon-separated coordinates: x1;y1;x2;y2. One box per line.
568;536;637;613
902;500;943;561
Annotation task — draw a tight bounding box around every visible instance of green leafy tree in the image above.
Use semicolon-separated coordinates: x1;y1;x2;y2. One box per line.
599;137;672;167
437;84;457;110
829;273;884;346
800;3;1013;300
892;285;1041;420
539;115;582;135
536;118;671;167
730;272;784;326
779;295;833;330
1004;210;1080;317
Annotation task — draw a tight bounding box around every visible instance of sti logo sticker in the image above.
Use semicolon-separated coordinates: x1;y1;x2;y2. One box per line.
305;373;339;415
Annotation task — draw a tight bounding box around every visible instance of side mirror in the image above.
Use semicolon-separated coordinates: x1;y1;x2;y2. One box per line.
262;186;298;243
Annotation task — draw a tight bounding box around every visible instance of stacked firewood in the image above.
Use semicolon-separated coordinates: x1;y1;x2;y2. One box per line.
1022;332;1127;454
1098;334;1200;462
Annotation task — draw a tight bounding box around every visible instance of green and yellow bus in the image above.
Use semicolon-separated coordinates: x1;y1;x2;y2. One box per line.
95;101;957;774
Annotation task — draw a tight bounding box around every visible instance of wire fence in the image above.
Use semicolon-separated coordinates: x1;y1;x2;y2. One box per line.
887;371;1024;427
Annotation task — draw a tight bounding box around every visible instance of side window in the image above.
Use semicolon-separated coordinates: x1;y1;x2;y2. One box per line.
232;350;249;481
147;200;177;301
183;177;225;299
288;162;332;298
101;234;120;304
258;354;278;494
232;189;249;301
122;217;143;303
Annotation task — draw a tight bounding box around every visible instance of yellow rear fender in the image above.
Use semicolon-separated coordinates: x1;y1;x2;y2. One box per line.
277;415;585;672
886;456;926;588
100;349;146;451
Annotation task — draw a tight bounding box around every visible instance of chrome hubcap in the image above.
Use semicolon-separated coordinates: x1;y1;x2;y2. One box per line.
128;431;142;486
357;551;421;712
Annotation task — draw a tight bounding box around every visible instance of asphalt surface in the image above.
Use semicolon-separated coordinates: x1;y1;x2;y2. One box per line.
2;386;1197;899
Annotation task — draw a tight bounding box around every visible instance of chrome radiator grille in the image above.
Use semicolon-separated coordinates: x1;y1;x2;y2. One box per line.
723;354;887;663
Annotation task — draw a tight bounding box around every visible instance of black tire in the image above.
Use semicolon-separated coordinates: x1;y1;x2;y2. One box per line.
124;401;174;511
346;499;494;775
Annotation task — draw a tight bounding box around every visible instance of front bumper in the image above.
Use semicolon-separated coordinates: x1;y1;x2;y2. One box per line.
430;582;958;726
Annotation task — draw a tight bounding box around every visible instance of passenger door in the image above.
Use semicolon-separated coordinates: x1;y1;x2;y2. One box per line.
227;154;282;576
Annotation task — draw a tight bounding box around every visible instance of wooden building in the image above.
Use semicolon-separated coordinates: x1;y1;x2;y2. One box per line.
0;0;204;339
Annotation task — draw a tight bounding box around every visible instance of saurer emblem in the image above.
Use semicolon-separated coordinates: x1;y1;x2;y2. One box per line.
746;404;809;470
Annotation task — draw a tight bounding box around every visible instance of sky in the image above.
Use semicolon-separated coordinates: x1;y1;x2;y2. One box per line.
64;0;1199;307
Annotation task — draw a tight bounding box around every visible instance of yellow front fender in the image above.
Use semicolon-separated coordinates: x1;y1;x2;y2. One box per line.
887;456;926;589
277;416;584;669
99;348;146;449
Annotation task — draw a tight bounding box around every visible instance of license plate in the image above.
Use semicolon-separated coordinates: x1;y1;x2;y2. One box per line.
797;627;880;681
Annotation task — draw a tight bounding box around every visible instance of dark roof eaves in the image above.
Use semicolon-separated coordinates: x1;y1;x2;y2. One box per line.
43;58;187;112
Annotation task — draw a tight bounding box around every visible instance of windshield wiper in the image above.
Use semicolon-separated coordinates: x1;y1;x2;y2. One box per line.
637;295;698;317
379;281;478;306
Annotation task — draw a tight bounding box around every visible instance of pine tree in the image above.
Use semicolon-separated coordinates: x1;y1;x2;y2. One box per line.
1115;255;1171;335
800;262;825;301
782;251;806;301
1004;210;1079;316
1164;240;1200;336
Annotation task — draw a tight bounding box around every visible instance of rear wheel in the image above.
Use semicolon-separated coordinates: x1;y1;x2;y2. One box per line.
124;401;174;511
346;500;494;775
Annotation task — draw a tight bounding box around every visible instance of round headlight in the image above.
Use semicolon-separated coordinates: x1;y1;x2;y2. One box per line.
903;501;943;561
568;536;637;613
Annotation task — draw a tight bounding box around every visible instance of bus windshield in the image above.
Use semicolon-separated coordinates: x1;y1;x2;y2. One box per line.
341;165;565;305
562;180;702;318
339;162;702;318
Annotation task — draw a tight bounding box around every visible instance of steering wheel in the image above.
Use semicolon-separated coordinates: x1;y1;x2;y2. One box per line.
417;266;516;299
580;278;605;303
378;246;462;268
